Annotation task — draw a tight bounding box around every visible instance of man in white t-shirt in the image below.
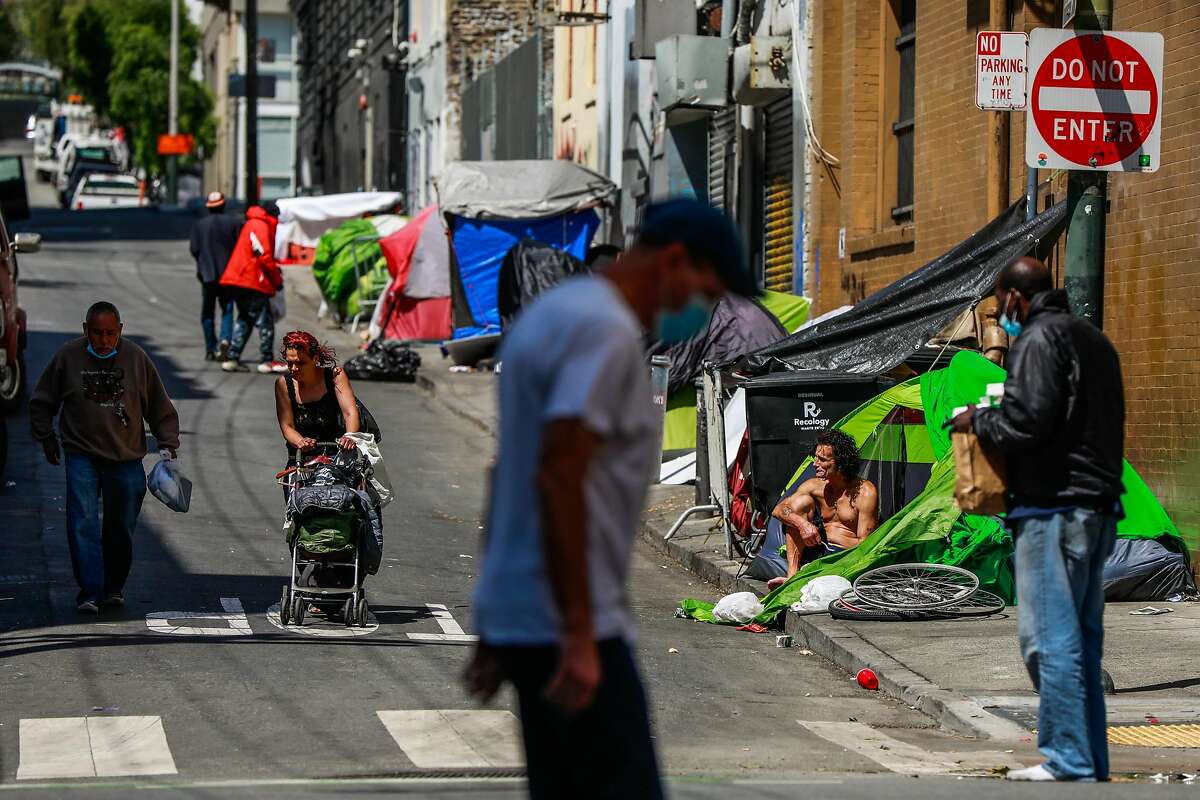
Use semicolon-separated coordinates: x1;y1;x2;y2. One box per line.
466;199;757;799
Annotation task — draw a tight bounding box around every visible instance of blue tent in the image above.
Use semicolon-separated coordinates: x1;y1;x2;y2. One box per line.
436;160;617;340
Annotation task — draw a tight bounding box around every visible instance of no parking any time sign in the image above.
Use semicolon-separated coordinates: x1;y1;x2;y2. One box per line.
1026;28;1164;172
976;31;1028;110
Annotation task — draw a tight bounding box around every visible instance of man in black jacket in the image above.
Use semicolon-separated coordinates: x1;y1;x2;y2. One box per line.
189;192;242;361
952;257;1124;783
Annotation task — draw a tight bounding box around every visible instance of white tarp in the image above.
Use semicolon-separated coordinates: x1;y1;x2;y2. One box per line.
435;160;616;220
659;388;748;485
274;191;403;259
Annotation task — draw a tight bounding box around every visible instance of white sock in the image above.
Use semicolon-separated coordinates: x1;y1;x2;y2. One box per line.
1007;764;1057;782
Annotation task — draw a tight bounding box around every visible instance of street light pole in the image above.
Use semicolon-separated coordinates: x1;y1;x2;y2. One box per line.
1064;0;1112;327
167;0;179;205
245;0;259;206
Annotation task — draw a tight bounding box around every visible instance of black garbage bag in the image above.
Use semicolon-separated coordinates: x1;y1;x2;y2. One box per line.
497;239;588;329
344;340;422;383
1104;538;1197;602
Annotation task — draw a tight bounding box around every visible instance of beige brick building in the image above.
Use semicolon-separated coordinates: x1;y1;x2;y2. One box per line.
804;0;1200;547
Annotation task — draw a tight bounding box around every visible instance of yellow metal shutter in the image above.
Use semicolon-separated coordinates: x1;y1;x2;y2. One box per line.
762;96;794;293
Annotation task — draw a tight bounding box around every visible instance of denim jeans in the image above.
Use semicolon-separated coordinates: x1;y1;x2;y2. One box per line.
64;454;147;604
1015;508;1117;781
228;288;274;363
201;281;235;355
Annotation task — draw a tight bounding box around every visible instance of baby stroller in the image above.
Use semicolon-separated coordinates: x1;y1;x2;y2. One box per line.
276;442;384;628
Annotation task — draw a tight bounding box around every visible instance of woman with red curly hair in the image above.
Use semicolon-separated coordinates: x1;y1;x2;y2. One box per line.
274;331;361;464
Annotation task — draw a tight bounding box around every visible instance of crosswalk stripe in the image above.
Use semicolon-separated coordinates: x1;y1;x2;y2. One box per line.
17;716;177;780
797;721;1021;775
405;604;478;643
376;710;522;769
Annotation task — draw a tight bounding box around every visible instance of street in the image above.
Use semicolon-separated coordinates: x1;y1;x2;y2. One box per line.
1;219;1191;799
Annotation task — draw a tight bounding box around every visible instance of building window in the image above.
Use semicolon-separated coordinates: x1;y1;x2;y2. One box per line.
887;0;915;223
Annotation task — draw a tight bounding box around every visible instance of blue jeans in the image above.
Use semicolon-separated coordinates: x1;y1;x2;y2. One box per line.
64;454;147;604
1015;508;1117;780
228;288;274;363
201;281;235;355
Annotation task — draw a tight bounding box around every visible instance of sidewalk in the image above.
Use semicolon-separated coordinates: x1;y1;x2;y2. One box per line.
286;270;1200;768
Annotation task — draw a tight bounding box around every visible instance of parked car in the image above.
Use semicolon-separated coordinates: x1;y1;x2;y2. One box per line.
0;154;40;478
70;172;146;210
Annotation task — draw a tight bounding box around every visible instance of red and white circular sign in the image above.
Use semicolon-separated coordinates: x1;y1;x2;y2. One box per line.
1026;30;1164;172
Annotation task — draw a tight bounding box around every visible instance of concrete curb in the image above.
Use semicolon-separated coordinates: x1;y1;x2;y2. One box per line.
414;371;496;437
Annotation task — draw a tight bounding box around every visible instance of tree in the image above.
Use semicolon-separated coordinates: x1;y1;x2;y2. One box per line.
107;12;214;173
65;1;113;113
22;0;69;64
0;4;23;62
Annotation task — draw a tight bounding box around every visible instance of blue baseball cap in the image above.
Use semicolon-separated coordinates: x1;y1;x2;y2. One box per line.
636;198;758;297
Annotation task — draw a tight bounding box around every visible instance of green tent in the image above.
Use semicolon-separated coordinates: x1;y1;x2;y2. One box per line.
662;291;811;451
311;219;382;309
682;351;1183;623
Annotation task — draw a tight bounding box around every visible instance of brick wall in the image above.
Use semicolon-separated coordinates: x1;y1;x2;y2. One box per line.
1106;2;1200;547
446;0;554;160
806;0;1200;548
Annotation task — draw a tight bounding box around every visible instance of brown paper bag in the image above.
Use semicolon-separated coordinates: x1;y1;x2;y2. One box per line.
952;432;1008;515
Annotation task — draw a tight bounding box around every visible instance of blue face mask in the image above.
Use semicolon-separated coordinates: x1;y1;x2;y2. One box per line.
655;295;714;344
87;344;119;359
998;291;1022;338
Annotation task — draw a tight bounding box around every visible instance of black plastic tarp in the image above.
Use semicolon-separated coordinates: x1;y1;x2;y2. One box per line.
1104;538;1197;602
497;239;589;329
658;295;788;395
736;198;1068;376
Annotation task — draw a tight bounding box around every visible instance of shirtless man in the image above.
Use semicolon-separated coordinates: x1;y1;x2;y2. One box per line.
766;429;879;591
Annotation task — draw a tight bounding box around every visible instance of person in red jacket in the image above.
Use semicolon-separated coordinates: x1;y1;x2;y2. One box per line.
220;203;286;373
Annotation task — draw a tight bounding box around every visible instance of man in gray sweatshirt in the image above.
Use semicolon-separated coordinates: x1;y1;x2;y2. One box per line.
30;301;180;613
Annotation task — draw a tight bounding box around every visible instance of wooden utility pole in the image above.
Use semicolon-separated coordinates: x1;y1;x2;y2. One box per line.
986;0;1010;219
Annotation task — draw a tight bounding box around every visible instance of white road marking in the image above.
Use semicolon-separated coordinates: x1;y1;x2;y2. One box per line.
146;597;251;636
17;716;177;780
265;603;378;637
405;604;478;643
798;721;1021;775
376;710;522;769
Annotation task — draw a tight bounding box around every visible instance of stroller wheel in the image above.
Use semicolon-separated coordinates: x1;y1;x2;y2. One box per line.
343;597;355;627
279;585;292;625
292;596;306;626
356;597;370;627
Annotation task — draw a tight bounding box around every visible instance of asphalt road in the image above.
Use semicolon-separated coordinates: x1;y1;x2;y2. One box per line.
0;209;1189;797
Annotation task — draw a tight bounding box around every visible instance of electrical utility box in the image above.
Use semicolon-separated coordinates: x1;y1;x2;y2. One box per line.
732;35;792;105
631;0;697;59
655;35;730;118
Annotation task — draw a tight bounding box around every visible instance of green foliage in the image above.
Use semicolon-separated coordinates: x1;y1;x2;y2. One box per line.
0;4;22;62
106;9;214;172
12;0;214;175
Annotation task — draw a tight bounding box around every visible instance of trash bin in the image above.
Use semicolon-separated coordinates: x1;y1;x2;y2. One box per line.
649;356;671;483
743;371;894;512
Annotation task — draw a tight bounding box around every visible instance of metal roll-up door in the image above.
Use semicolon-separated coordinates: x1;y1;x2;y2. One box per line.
707;107;736;211
762;96;794;292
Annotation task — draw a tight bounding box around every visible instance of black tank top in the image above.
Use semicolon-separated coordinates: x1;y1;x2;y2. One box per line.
285;369;343;462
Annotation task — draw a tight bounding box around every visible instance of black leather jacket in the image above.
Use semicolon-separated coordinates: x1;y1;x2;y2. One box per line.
973;289;1125;509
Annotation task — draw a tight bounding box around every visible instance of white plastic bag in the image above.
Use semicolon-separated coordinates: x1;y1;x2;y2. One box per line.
789;575;852;615
712;591;764;624
269;289;286;323
147;452;192;513
343;431;392;508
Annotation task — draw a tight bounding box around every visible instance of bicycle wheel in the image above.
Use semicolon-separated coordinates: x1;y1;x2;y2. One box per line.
828;590;926;622
929;589;1006;618
852;563;979;611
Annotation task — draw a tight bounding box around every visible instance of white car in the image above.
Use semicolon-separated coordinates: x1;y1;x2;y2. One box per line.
70;173;147;210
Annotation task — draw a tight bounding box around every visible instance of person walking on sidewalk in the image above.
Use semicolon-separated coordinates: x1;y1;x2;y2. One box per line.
29;301;180;614
220;202;286;374
465;199;758;799
951;257;1124;783
189;191;240;361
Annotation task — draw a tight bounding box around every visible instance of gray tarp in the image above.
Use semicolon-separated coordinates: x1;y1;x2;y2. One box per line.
1104;538;1196;602
435;160;617;221
735;199;1068;377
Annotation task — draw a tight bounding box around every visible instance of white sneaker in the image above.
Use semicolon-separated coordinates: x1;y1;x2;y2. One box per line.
221;360;242;372
1007;764;1058;782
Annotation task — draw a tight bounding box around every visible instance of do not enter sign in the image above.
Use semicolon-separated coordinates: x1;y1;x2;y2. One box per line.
1026;29;1163;172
